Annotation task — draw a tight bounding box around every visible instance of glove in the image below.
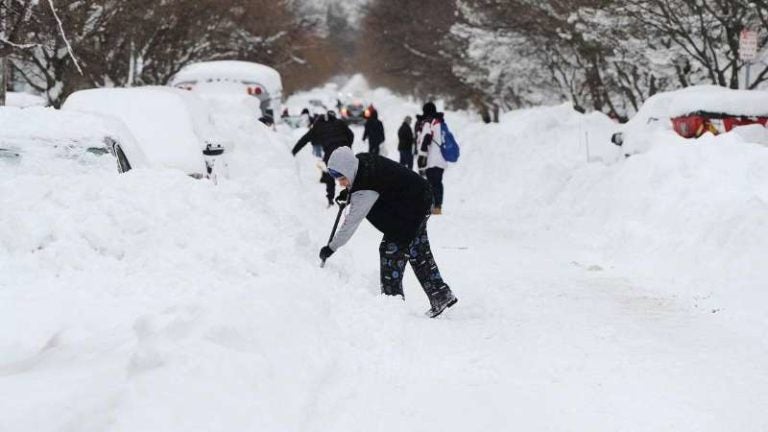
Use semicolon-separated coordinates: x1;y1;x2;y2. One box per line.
335;189;349;205
319;246;335;260
417;155;427;169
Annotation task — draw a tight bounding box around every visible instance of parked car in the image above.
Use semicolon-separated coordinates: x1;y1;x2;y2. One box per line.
611;85;768;157
0;106;111;169
63;87;228;179
170;60;283;122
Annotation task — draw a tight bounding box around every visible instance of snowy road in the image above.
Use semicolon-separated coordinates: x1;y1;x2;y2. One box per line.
2;83;767;431
307;205;768;431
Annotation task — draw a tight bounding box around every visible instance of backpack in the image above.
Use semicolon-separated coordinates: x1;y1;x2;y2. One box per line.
439;120;460;162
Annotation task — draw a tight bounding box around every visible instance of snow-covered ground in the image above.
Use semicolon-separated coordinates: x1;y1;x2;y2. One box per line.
5;92;47;108
2;79;767;431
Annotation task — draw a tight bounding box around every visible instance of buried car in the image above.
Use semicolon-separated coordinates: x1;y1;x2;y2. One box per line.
170;60;283;122
63;87;228;180
611;85;768;156
0;106;113;171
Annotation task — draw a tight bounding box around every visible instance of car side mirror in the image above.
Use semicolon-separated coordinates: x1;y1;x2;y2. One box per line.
611;132;624;146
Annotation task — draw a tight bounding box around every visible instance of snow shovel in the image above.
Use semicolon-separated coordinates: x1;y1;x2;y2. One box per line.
321;200;346;268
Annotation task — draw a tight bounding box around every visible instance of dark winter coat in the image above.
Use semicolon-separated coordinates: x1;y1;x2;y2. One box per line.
351;153;433;244
397;122;414;152
292;117;354;163
362;113;385;147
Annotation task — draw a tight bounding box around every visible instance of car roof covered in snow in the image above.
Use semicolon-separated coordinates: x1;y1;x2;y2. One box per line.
63;86;217;175
170;61;283;94
632;85;768;126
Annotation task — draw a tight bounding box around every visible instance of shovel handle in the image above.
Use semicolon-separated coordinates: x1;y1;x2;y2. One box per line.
320;202;346;268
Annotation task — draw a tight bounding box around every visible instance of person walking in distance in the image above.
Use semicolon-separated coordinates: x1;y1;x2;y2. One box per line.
319;147;458;318
362;110;385;155
292;111;354;207
397;116;415;169
416;102;447;215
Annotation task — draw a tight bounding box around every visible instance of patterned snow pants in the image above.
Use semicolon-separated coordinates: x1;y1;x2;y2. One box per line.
379;219;451;300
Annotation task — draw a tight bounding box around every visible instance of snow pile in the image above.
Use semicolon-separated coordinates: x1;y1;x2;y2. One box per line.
0;106;363;430
452;103;768;330
5;92;47;108
454;104;620;219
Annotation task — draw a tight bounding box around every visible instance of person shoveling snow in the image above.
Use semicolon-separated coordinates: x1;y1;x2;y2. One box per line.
319;147;458;318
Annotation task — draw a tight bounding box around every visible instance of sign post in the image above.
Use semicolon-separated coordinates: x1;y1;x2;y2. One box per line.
740;29;758;89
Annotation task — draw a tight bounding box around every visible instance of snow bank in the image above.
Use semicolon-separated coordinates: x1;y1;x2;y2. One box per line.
0;98;337;430
5;92;47;108
453;103;768;331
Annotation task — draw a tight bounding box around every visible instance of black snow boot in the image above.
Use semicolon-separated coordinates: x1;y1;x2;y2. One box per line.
382;284;404;298
426;289;457;318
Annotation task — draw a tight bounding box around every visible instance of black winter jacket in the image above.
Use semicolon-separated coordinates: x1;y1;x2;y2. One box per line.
292;117;354;162
397;122;414;152
363;117;385;147
351;153;433;244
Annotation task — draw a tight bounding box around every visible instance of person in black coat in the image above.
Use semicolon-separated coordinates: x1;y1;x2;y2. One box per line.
292;111;354;206
319;147;458;318
397;116;415;169
362;110;385;155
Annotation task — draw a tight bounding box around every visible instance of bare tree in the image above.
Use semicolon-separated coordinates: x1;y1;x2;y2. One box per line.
450;0;766;117
358;0;475;107
8;0;331;106
0;0;36;106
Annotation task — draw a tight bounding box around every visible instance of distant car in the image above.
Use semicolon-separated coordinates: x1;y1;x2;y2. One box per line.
170;60;283;123
63;87;228;179
340;101;369;125
611;85;768;156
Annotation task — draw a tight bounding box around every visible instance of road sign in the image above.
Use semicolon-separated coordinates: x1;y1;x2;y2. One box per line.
740;29;758;62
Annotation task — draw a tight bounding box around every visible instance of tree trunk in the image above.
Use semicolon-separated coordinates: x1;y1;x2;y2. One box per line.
1;0;6;107
0;56;7;106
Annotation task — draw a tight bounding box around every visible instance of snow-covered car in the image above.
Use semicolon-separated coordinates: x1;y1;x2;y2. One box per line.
170;60;283;122
63;87;228;179
611;85;768;156
0;107;110;160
